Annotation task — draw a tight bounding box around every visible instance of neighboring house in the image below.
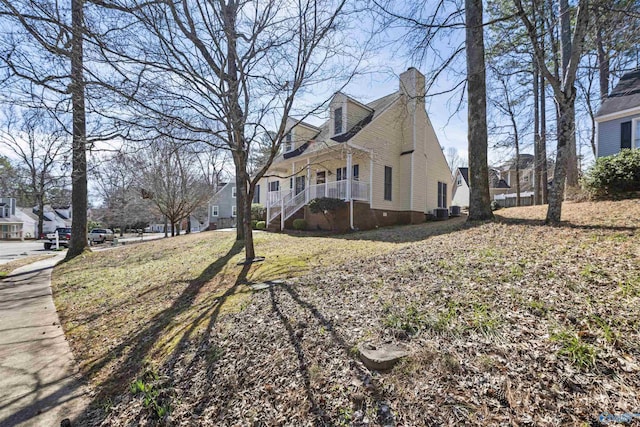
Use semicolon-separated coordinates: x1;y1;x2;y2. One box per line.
451;167;470;208
15;207;38;239
595;68;640;157
36;205;72;234
0;197;24;240
255;68;452;231
208;182;237;229
452;166;511;208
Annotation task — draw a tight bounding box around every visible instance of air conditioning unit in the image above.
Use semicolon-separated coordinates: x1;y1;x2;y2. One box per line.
449;205;461;217
433;208;449;220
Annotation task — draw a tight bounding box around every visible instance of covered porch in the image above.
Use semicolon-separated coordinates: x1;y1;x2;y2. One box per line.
264;147;372;228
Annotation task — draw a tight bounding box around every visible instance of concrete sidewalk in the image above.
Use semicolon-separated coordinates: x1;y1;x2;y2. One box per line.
0;255;88;427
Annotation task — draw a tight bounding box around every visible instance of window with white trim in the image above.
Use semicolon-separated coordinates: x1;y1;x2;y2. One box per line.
334;107;343;135
211;205;219;217
268;181;279;192
384;166;392;201
457;175;462;186
284;132;294;152
232;205;237;217
232;187;236;198
437;181;447;208
634;118;640;148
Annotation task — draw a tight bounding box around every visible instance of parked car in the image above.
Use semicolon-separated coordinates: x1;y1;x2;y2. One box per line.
44;227;72;250
89;228;115;244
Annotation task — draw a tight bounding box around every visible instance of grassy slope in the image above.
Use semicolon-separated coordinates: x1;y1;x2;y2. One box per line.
52;219;465;390
52;202;640;425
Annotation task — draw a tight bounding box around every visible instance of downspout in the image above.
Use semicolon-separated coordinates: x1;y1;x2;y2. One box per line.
347;152;353;230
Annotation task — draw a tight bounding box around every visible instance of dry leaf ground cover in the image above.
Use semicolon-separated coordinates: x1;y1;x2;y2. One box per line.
51;201;640;426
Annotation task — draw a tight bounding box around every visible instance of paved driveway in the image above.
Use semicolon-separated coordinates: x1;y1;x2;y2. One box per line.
0;241;48;265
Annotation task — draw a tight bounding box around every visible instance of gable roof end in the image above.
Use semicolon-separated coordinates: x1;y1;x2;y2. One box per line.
596;68;640;118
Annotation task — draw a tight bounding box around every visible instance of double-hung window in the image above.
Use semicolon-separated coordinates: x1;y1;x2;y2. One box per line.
284;132;294;152
334;107;343;134
384;166;392;201
211;205;219;217
437;182;448;208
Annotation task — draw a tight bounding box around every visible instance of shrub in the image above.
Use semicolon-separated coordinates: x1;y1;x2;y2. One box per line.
490;201;502;211
583;149;640;199
292;219;307;230
251;220;258;229
251;204;266;221
255;221;266;230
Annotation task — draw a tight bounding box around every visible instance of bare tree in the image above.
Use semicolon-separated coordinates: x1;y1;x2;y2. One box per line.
93;0;356;261
445;147;466;175
91;151;153;235
138;139;212;237
0;0;90;258
513;0;590;223
466;0;494;220
0;108;68;236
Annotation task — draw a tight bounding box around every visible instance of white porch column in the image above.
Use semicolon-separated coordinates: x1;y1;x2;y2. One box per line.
346;152;352;200
347;152;353;229
266;176;270;222
306;158;311;203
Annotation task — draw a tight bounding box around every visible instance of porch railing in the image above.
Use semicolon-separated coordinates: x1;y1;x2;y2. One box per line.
266;179;370;225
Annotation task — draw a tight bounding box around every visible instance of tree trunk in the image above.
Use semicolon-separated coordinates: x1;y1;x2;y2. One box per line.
186;215;191;234
234;156;245;241
560;0;578;188
164;216;168;238
465;0;494;221
546;91;575;223
243;178;255;260
171;222;175;237
66;0;88;259
540;63;548;204
596;26;609;101
515;140;521;207
533;57;541;205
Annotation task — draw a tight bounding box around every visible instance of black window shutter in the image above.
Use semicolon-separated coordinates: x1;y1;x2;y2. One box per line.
621;121;632;149
353;164;359;180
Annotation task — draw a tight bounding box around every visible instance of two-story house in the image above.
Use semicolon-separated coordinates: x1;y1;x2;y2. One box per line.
596;69;640;157
255;68;452;231
208;182;238;229
0;197;23;240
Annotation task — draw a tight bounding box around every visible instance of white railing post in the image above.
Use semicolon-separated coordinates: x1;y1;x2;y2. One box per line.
306;159;311;204
266;178;270;222
280;194;285;230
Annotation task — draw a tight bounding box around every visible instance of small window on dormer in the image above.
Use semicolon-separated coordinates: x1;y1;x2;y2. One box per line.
334;107;343;135
284;132;294;152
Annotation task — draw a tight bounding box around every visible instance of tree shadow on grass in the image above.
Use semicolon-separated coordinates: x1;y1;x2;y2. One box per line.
76;240;245;425
267;282;391;425
495;215;639;233
284;215;474;244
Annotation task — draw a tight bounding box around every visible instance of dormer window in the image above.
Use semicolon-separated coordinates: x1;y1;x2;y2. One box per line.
284;132;293;152
334;107;343;135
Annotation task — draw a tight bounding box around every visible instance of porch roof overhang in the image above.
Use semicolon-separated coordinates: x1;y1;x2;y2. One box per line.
267;140;372;174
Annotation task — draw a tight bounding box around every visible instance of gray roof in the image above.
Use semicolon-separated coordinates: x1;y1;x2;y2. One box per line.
596;69;640;117
458;167;469;186
502;154;534;171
